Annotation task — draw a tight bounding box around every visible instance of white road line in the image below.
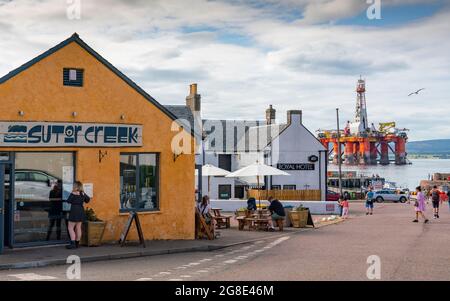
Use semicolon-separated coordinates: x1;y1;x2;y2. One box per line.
199;258;212;262
169;279;183;281
224;259;237;264
180;275;192;278
159;272;171;275
8;273;57;281
136;278;153;281
196;270;209;273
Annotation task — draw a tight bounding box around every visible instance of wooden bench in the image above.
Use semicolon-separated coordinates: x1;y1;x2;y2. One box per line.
212;208;232;229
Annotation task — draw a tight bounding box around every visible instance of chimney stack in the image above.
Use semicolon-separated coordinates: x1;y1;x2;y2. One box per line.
266;105;276;125
287;110;302;125
186;83;201;112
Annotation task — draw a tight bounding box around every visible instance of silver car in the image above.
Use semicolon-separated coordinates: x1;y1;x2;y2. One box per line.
14;169;59;203
372;190;408;203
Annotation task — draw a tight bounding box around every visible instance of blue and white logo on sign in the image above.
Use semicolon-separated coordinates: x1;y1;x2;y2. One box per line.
0;122;142;147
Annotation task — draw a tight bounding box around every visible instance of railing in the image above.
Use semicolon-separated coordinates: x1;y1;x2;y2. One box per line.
247;189;322;201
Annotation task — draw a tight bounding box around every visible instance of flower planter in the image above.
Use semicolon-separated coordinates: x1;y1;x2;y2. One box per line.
81;221;106;247
288;210;309;228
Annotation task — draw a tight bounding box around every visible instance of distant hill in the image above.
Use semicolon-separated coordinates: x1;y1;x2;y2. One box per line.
407;139;450;154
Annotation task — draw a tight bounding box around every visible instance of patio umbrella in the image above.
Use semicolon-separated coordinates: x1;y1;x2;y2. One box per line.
199;164;230;197
225;161;290;208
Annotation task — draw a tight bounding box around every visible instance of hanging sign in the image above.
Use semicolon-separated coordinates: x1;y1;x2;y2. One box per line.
0;122;142;147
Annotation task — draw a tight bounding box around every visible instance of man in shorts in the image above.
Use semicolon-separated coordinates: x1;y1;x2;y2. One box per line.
267;196;285;231
366;186;375;215
431;185;441;219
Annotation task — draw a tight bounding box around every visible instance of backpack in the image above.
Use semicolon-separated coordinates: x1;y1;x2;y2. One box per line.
431;190;440;201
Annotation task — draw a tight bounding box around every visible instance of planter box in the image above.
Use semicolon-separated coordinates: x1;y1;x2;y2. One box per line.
81;221;106;247
288;210;309;228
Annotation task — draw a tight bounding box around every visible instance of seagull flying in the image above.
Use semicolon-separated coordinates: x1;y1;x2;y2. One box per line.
408;88;425;96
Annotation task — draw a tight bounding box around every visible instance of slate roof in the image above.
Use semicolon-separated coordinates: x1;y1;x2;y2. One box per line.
0;33;194;136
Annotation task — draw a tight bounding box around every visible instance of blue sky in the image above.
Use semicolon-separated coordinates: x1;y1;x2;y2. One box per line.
0;0;449;141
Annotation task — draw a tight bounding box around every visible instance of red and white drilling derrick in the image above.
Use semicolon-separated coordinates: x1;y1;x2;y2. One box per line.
317;78;409;166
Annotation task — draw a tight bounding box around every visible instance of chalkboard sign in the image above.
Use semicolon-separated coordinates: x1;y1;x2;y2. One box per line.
119;211;146;247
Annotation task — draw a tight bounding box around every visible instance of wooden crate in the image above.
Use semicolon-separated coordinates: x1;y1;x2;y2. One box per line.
81;221;106;247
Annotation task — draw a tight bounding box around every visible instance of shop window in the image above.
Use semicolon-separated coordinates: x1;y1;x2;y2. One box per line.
120;153;159;212
63;68;84;87
14;152;75;245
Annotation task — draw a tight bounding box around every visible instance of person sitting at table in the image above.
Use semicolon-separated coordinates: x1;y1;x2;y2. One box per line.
267;196;285;231
197;195;217;237
247;197;257;211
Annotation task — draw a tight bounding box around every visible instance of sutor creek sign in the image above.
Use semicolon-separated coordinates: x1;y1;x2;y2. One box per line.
0;122;143;147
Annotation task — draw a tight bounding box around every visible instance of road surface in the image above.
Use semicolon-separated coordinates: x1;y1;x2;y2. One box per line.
1;202;449;281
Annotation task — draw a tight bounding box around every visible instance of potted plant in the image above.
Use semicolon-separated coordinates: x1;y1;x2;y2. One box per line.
235;207;247;217
81;207;106;247
288;205;309;228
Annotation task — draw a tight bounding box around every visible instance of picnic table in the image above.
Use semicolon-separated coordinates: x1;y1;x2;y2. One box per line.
235;209;284;231
211;208;232;229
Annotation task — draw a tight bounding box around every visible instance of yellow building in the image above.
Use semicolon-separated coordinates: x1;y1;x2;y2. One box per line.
0;33;195;252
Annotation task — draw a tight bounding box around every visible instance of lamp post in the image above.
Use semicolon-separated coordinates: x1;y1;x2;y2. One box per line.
336;108;343;197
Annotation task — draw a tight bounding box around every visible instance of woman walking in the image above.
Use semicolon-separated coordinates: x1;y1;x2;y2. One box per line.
66;181;90;249
413;186;429;224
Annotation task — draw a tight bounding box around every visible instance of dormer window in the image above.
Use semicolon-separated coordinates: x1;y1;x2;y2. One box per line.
63;68;84;87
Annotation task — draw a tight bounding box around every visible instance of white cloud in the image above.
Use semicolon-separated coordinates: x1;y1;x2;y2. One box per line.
0;0;449;140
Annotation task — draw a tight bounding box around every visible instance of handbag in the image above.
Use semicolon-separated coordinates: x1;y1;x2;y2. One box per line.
414;200;419;207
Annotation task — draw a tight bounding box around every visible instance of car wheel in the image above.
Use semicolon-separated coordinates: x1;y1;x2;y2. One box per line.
399;197;407;203
376;196;384;203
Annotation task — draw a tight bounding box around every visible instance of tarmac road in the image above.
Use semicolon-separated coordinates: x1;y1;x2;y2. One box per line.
1;202;449;281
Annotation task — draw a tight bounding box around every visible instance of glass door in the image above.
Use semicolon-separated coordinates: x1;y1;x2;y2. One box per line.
0;164;5;254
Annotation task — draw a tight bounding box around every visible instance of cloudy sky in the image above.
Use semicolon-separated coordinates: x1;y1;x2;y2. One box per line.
0;0;449;141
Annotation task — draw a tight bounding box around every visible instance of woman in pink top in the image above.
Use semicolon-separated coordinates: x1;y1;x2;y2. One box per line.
413;186;429;223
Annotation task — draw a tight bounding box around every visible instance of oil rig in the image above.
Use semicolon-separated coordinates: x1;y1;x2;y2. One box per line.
317;78;409;165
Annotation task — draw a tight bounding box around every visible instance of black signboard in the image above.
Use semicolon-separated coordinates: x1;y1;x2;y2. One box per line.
119;211;146;247
276;163;315;171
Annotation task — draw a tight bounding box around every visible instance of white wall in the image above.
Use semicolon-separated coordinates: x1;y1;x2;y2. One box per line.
269;112;327;201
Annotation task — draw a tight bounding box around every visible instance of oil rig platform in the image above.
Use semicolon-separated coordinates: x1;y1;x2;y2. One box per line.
317;78;409;165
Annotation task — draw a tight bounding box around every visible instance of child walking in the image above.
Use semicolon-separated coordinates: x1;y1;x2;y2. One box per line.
339;195;349;219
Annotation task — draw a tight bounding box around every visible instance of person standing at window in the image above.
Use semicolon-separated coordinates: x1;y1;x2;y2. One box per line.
46;180;63;241
66;181;90;249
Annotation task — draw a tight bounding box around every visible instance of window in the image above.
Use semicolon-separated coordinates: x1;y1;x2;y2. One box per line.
63;68;84;87
283;185;296;190
271;185;281;190
120;153;159;212
14;152;74;244
218;185;231;199
218;154;231;171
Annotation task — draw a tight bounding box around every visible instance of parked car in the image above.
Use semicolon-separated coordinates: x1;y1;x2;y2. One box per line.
372;189;408;203
14;169;60;204
326;190;340;202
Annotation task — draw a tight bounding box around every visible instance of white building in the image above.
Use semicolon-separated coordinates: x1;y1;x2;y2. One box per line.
166;84;329;204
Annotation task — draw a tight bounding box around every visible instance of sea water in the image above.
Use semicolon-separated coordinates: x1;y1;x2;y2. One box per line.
329;159;450;190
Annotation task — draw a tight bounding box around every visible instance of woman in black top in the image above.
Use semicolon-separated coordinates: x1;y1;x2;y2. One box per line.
66;181;90;249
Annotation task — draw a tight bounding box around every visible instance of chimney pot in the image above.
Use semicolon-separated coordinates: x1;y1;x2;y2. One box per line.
186;83;201;112
190;83;197;95
287;110;302;125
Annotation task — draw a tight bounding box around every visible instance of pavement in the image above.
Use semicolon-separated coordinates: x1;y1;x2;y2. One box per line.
1;202;449;280
0;214;338;271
